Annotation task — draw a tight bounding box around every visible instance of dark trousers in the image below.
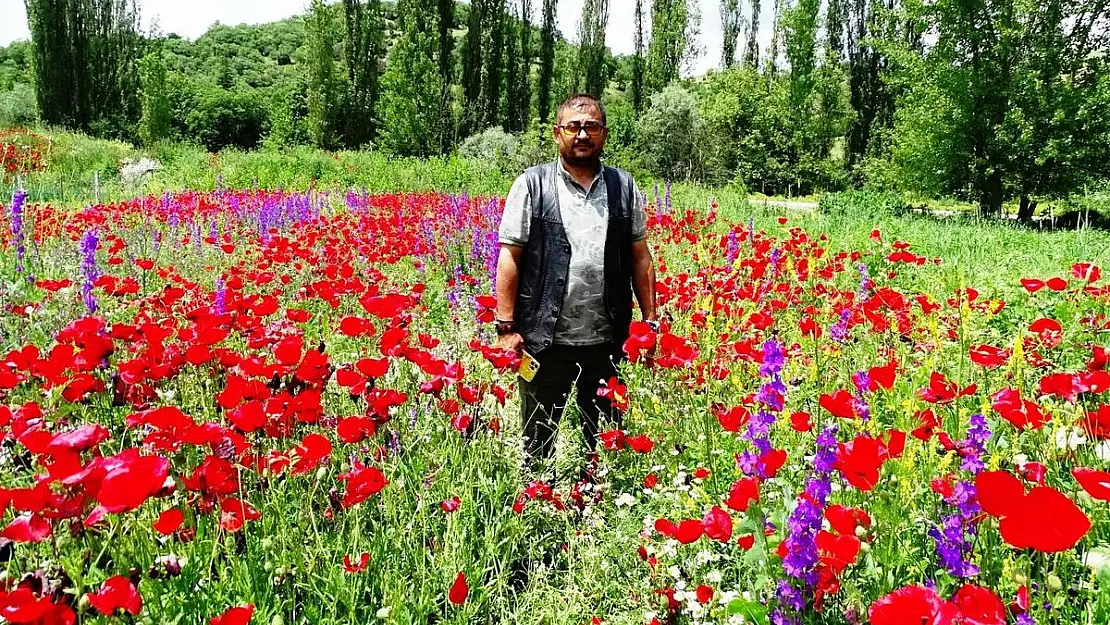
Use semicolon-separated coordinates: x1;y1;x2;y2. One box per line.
520;342;624;471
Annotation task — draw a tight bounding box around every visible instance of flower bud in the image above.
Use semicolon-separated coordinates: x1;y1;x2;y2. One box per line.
1047;574;1063;592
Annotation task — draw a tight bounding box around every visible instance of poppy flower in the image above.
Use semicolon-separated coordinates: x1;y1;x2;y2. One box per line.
952;584;1006;625
1072;262;1102;283
726;477;760;512
790;411;812;432
210;604;254;625
819;390;858;419
1;513;52;543
448;571;469;605
974;470;1090;552
86;576;142;616
695;584;714;603
153;508;185;535
868;585;959;625
825;504;871;537
1020;278;1045;293
441;496;461;512
815;530;860;574
835;433;894;491
990;388;1051;430
338;461;388;507
626;435;655;454
714;404;750;432
1073;467;1110;501
343;552;370;573
701;506;733;543
919;372;976;404
1046;277;1069;291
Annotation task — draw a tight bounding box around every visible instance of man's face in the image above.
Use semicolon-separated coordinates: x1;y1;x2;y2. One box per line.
554;102;607;167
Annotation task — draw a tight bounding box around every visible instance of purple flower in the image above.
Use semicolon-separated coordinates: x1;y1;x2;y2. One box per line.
726;228;740;265
774;423;839;622
79;230;100;314
930;414;991;578
214;278;227;314
744;340;787;477
10;189;27;273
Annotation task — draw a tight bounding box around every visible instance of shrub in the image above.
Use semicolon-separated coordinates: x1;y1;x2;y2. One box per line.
636;84;707;182
818;190;912;217
459;127;546;175
0;84;37;128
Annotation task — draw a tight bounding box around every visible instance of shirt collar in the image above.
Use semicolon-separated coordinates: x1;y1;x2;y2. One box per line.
556;158;604;193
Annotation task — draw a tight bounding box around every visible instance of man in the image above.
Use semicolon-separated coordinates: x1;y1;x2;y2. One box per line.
494;93;658;479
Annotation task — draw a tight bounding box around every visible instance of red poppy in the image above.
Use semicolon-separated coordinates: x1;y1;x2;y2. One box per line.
695;584;714;604
1072;262;1102;282
969;345;1008;369
701;506;733;543
210;604;254;625
626;435;655;454
1080;404;1110;439
441;496;461;512
868;585;959;625
153;508;185;535
790;411;812;432
975;470;1090;552
220;497;261;533
338;461;388;507
1020;278;1045;293
726;477;760;512
815;530;860;574
1046;277;1069;291
835;433;896;491
825;504;871;537
736;534;755;550
1;513;52;543
86;576;142;616
714;404;750;432
952;584;1006;625
343;552;370;573
448;571;469;605
1073;467;1110;501
990;388;1051;430
919;372;976;404
819;389;857;419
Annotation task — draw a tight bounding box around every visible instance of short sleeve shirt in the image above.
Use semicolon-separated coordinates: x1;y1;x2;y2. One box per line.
498;161;648;346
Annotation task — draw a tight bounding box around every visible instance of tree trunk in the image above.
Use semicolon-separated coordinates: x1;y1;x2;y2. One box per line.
978;169;1004;218
1017;193;1037;223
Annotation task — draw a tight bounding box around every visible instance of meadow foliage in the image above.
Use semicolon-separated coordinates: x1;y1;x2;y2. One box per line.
0;185;1109;624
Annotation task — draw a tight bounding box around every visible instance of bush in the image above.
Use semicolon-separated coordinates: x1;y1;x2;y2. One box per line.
459;126;546;176
185;88;270;152
636;84;707;182
818;190;912;217
0;84;37;127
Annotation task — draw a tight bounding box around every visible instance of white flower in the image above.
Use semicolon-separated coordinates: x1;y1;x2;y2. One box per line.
668;565;683;580
376;606;392;619
615;493;637;507
1056;427;1087;450
707;570;723;584
1095;441;1110;460
1013;452;1028;466
696;550;714;565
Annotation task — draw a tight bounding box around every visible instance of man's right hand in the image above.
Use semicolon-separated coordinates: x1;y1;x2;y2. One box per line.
497;332;524;354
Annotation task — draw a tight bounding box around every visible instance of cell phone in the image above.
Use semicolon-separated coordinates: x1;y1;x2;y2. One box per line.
518;350;541;382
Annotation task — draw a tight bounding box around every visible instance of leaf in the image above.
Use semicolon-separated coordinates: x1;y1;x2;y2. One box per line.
727;598;768;624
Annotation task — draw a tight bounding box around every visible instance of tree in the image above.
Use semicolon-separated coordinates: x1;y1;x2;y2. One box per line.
825;0;845;63
378;0;443;156
305;0;340;149
503;0;534;132
884;0;1110;217
537;0;558;123
631;0;646;112
462;0;484;130
342;0;384;148
637;83;705;180
138;44;172;145
721;0;744;68
743;0;760;68
515;0;534;127
482;0;507;126
577;0;610;96
436;0;455;148
647;0;697;92
845;0;897;170
783;0;819;109
25;0;143;136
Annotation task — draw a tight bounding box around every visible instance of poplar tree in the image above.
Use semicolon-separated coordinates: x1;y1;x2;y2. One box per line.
646;0;692;92
537;0;557;123
577;0;610;96
342;0;384;147
482;0;507;127
743;0;760;68
720;0;744;68
462;0;484;129
25;0;142;134
138;43;171;145
631;0;646;112
516;0;534;127
306;0;340;148
436;0;455;148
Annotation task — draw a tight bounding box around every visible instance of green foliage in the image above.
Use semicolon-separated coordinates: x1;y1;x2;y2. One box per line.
537;0;557;123
646;0;696;92
0;83;37;127
458;126;545;174
305;0;342;149
636;83;706;181
817;189;911;217
185;88;270;152
24;0;143;137
378;28;443;156
577;0;610;97
138;48;172;146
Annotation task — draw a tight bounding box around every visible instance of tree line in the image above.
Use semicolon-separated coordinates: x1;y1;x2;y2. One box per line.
11;0;1110;217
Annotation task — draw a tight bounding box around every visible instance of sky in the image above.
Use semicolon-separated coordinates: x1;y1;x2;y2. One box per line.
0;0;775;77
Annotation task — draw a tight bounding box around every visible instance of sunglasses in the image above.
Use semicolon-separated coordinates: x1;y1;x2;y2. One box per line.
557;122;607;138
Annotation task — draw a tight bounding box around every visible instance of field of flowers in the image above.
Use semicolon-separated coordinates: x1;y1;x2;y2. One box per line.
1;182;1109;625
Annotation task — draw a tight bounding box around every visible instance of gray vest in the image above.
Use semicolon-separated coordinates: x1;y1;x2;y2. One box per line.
515;161;636;356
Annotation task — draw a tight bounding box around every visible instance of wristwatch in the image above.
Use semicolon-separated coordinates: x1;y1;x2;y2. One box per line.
495;319;516;336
